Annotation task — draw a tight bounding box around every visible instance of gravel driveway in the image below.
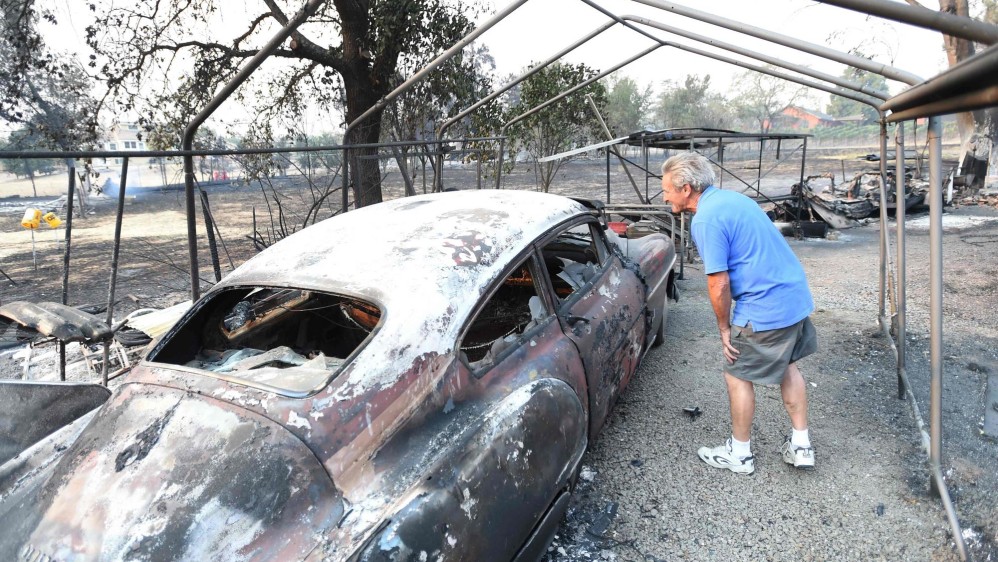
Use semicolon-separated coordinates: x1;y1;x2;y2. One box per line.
546;205;998;562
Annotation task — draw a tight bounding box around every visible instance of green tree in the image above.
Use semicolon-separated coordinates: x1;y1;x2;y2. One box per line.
506;62;608;193
604;75;652;135
384;43;498;194
730;67;808;133
653;74;731;130
824;53;889;124
2;128;58;196
87;0;488;208
0;2;99;150
0;2;100;153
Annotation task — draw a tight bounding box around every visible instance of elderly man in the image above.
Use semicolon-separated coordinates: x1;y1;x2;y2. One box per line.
661;152;817;475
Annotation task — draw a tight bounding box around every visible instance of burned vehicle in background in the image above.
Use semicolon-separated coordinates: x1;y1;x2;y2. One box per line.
0;190;676;561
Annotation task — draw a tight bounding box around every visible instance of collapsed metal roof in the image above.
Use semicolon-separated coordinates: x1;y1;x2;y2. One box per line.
621;128;810;150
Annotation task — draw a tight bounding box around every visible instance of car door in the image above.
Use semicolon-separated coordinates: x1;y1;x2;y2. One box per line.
536;219;647;440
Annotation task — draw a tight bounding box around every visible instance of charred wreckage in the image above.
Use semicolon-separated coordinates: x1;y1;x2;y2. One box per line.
0;190;677;561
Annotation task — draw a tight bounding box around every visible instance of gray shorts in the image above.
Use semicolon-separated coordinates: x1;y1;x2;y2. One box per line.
724;317;817;385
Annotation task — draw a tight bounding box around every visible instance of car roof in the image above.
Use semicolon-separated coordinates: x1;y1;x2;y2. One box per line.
221;191;588;376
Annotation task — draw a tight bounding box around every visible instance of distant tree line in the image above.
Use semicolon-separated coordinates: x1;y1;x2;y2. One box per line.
0;0;995;208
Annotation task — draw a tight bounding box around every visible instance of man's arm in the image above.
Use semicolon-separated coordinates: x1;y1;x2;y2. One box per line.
706;271;740;364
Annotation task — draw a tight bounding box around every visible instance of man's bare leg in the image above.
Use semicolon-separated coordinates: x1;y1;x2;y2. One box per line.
724;372;755;442
780;362;808;430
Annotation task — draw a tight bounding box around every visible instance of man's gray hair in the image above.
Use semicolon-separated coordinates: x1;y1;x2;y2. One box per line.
661;152;716;193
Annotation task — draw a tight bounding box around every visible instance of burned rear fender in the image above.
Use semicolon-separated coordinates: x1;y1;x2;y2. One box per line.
350;379;586;561
0;383;344;562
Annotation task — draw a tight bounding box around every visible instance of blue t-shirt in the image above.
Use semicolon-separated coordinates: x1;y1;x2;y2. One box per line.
690;186;814;331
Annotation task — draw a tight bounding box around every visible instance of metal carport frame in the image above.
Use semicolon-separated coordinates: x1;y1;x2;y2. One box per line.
163;0;995;558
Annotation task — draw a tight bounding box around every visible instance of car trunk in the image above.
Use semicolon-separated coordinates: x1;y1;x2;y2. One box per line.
0;383;344;561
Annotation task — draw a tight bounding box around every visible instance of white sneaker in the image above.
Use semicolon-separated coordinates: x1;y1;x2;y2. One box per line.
697;438;755;475
781;436;815;470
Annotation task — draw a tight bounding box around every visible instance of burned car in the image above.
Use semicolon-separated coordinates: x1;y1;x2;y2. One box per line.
0;190;676;561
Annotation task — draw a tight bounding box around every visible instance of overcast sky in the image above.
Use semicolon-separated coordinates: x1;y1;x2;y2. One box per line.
42;0;958;134
475;0;952;100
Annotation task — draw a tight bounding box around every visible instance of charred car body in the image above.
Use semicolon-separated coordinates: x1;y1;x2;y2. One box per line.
0;190;676;561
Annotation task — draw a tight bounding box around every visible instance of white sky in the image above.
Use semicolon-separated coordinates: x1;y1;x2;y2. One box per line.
475;0;950;98
39;0;956;134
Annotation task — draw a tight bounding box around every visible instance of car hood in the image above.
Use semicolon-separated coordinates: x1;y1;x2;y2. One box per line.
0;383;345;561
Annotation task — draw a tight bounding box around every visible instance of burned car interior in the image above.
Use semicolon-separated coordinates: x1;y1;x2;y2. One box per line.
460;221;607;370
150;287;380;392
541;224;604;300
461;260;546;368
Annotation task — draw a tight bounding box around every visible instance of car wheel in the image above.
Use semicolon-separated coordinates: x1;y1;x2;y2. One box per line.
652;299;668;347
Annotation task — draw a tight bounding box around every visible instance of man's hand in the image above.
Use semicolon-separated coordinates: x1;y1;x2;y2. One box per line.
719;325;740;364
706;271;739;364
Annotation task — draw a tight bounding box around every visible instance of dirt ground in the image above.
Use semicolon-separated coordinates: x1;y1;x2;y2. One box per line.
1;150;995;560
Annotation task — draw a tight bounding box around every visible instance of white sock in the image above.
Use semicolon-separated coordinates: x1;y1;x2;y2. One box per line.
730;436;752;457
791;428;811;449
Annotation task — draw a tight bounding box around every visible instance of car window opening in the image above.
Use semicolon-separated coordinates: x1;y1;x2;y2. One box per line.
461;263;546;370
542;225;601;300
150;288;380;393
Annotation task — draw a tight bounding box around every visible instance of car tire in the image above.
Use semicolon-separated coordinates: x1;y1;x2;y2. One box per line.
652;299;668;347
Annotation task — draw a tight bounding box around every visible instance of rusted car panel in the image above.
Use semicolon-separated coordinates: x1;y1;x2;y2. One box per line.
0;191;675;561
344;379;585;561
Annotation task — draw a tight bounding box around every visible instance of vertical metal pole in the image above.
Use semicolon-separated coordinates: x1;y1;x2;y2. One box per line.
102;157;129;386
718;137;724;189
477;153;482;190
342;147;350;212
60;164;76;382
435;143;444;192
606;148;611;203
756;138;764;197
182;155;201;301
895;122;907;400
678;212;686;280
643;139;649;201
182;0;326;300
878;119;889;321
353;150;363;202
199;188;222;281
798;137;808;224
927;116;943;495
606;147;610;205
495;138;505;190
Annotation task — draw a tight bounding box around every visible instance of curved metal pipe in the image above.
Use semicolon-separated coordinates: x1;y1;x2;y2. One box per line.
501;44;663;133
622;15;889;100
817;0;998;45
632;0;922;85
659;40;884;108
438;20;618;139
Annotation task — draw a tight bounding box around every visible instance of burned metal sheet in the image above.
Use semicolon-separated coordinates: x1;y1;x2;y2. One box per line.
0;301;111;343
